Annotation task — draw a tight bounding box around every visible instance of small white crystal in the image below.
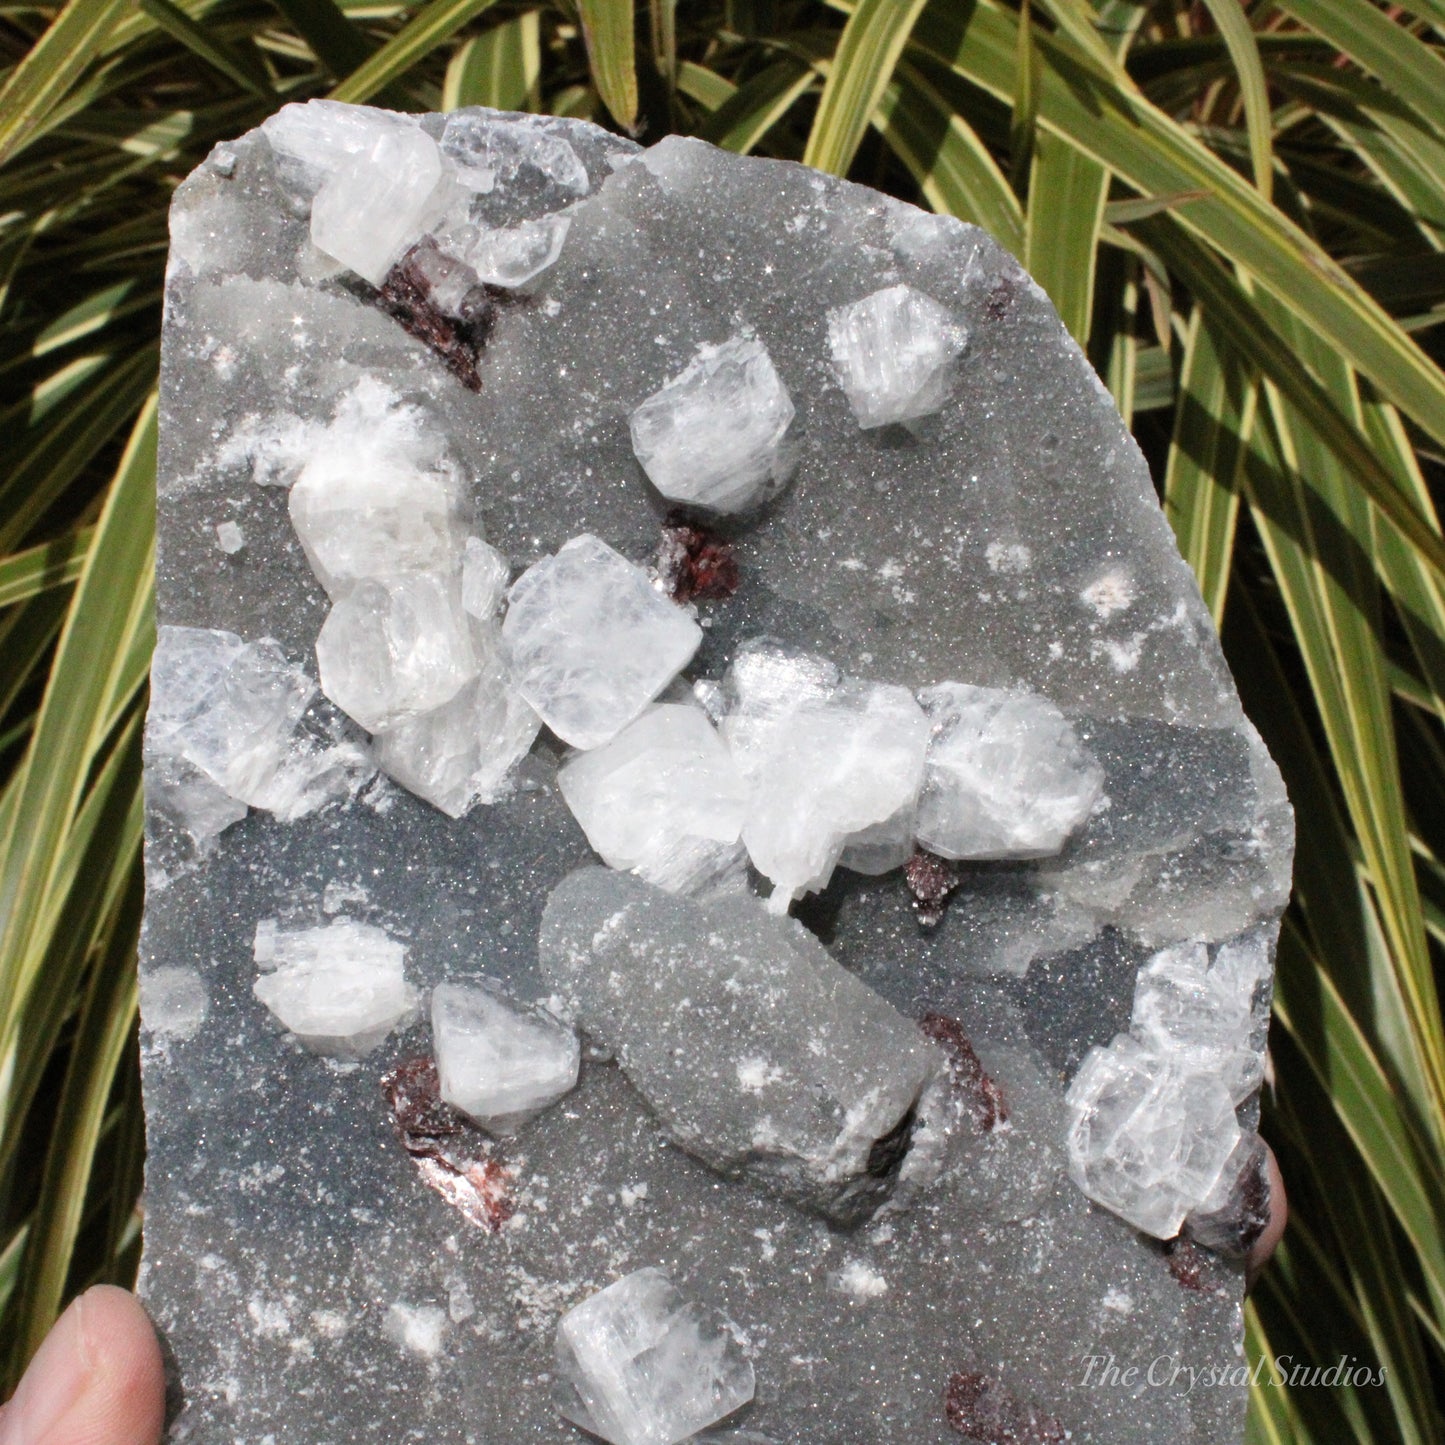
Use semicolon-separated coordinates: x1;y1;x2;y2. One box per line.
375;631;540;816
252;919;416;1057
447;212;572;287
262;100;417;184
316;574;477;734
826;283;965;428
553;1267;754;1445
557;704;747;884
1064;1033;1241;1239
502;535;702;750
915;682;1102;860
460;537;510;619
310;123;452;285
431;982;579;1133
148;626;315;807
630;334;795;514
287;378;468;597
215;521;244;553
440;114;590;197
145;753;250;846
720;643;930;909
1130;941;1264;1105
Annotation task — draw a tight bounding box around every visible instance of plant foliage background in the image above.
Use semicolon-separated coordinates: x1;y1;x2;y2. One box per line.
3;0;1445;1438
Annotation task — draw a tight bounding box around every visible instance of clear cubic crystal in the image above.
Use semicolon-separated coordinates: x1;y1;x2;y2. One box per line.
147;625;315;805
460;536;511;619
252;918;416;1057
447;213;572;287
374;631;540;817
915;682;1103;860
720;642;930;909
501;534;702;750
215;521;245;553
431;981;579;1133
287;379;467;597
1064;1034;1241;1239
557;704;747;883
316;573;477;734
309;122;451;285
826;283;965;428
629;334;795;514
440;114;590;198
554;1267;755;1445
540;868;943;1222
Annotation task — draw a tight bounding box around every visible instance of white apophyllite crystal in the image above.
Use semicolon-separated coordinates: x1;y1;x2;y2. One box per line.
148;626;315;805
826;283;966;428
553;1267;755;1445
446;213;572;287
431;982;578;1134
215;521;245;553
252;918;416;1057
1064;1033;1241;1239
309;122;453;286
629;334;795;514
1130;941;1264;1104
460;536;510;619
288;380;468;598
262;100;416;184
316;574;477;734
502;535;702;750
557;705;747;885
374;631;539;816
720;642;930;910
914;682;1103;860
440;114;590;197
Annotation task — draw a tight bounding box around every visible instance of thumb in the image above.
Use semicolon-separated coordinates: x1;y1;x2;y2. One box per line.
0;1287;165;1445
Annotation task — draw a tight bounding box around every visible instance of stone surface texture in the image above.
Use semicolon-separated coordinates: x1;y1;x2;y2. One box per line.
141;102;1293;1445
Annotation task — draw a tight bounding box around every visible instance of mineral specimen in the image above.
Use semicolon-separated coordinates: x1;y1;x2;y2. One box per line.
554;1267;755;1445
251;918;417;1056
142;99;1292;1445
431;981;579;1133
502;534;702;749
629;333;796;514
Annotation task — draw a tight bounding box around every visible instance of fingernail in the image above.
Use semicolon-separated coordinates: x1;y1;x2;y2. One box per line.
0;1294;96;1445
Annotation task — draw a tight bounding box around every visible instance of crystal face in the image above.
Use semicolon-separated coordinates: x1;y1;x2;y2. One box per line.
501;534;703;749
629;333;796;514
143;102;1292;1445
554;1268;755;1445
251;918;417;1057
431;981;579;1133
915;682;1104;860
826;283;966;428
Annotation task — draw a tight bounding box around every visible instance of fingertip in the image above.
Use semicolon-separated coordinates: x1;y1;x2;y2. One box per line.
1246;1144;1288;1290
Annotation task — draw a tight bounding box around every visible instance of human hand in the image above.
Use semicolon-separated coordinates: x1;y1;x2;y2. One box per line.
0;1287;164;1445
1246;1142;1289;1290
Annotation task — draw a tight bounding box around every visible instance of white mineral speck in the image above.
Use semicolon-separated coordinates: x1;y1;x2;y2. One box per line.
1081;568;1137;617
139;967;209;1040
383;1302;448;1360
215;521;245;553
833;1260;888;1299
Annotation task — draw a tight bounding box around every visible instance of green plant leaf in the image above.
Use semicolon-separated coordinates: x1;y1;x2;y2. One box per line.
329;0;499;103
0;528;91;609
701;57;813;155
575;0;638;132
803;0;930;176
442;10;540;111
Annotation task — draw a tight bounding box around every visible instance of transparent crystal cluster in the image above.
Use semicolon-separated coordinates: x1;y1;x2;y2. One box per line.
554;1268;755;1445
1065;933;1270;1238
629;334;796;514
431;981;579;1134
251;918;417;1057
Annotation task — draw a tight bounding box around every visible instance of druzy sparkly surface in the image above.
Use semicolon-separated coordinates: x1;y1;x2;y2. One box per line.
140;104;1292;1443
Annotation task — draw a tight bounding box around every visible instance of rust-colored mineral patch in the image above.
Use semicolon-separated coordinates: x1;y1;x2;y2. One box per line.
656;523;740;603
918;1012;1008;1132
943;1370;1066;1443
